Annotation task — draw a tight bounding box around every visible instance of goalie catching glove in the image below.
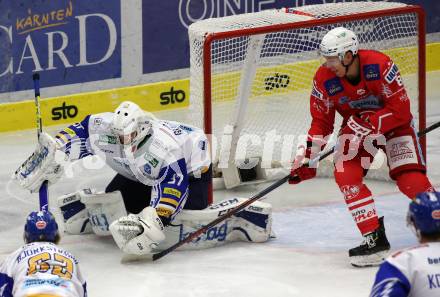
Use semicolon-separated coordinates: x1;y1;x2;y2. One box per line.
109;207;166;255
14;132;66;192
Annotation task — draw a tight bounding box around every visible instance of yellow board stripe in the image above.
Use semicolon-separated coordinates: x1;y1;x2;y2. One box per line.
210;45;422;103
0;78;189;132
427;42;440;72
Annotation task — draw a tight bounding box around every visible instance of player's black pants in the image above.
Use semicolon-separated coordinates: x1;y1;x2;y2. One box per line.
105;166;212;214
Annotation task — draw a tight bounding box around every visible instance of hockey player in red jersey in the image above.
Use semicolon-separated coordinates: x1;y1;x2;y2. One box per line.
289;27;434;267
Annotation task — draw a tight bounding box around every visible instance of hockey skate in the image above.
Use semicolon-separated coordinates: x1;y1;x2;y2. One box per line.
349;217;390;267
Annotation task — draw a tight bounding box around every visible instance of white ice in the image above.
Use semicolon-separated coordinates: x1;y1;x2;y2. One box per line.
1;72;440;297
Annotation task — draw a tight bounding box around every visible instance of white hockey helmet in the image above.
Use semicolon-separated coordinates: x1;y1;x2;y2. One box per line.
111;101;155;146
319;27;359;61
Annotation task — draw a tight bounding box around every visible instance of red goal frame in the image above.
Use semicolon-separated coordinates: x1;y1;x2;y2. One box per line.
201;5;426;204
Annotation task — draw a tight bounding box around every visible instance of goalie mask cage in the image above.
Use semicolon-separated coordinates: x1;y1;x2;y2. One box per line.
187;2;425;199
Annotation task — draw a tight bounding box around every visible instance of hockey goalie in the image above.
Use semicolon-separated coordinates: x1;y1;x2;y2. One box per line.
14;101;273;258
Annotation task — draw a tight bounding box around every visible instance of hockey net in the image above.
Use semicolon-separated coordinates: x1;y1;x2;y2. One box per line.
187;2;425;189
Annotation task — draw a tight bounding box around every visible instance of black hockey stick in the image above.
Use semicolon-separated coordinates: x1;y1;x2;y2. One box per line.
33;73;49;211
152;120;440;261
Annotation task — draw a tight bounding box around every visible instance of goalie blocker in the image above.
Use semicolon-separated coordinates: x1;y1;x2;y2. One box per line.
56;189;273;255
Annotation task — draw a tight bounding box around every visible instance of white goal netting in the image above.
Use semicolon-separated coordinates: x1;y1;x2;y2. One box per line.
187;1;424;182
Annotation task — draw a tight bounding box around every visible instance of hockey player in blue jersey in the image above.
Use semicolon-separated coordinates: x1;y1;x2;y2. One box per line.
370;191;440;297
0;211;87;297
15;101;211;253
14;101;274;257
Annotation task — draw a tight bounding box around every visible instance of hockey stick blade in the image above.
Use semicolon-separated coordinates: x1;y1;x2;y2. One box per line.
121;253;154;264
152;120;440;261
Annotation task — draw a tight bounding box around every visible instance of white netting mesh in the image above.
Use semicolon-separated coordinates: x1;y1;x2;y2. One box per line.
188;2;421;180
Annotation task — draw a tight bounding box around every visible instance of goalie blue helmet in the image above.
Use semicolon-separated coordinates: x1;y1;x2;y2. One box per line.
408;191;440;235
24;211;59;243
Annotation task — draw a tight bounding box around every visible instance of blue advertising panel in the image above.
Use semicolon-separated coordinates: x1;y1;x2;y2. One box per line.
142;0;440;75
0;0;121;93
142;0;294;74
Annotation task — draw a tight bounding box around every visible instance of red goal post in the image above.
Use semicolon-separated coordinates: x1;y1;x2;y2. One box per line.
188;2;426;202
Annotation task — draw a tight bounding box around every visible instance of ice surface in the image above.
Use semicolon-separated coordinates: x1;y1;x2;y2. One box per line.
1;71;440;296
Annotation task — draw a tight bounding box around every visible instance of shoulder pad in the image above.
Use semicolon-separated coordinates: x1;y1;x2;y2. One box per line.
89;113;113;132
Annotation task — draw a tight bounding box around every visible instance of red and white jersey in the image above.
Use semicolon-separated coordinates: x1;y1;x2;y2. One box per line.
309;49;412;140
0;242;87;297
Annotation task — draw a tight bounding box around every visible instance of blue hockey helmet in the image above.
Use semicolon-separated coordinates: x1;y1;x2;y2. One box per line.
408;192;440;235
24;211;59;243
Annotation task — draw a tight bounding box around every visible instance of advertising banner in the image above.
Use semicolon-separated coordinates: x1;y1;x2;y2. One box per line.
142;0;293;74
0;0;121;93
0;78;190;132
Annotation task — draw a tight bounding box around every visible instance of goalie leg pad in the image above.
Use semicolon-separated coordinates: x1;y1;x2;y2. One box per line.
57;189;127;236
80;189;127;236
158;197;273;251
231;202;273;243
57;192;92;235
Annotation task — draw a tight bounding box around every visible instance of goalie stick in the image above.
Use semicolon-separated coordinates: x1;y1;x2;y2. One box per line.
33;73;49;211
151;120;440;261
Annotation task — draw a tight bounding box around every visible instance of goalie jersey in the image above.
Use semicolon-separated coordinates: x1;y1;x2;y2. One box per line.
0;242;87;297
370;242;440;297
55;113;210;219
